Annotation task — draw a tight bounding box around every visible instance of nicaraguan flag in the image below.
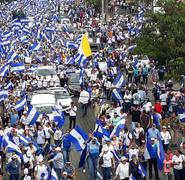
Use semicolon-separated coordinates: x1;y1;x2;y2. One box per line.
67;126;88;152
79;69;85;86
110;119;126;138
127;44;137;52
53;111;65;128
3;134;23;159
15;96;27;111
144;136;157;160
93;120;110;140
11;62;25;73
0;64;9;77
112;89;123;105
113;73;126;88
0;90;8;102
29;41;42;51
51;168;58;180
26;106;40;125
5;81;13;90
178;107;185;122
156;139;165;170
7;50;18;63
138;163;147;177
79;145;87;168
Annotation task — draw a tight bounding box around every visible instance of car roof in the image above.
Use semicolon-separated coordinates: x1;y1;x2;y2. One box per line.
38;66;55;70
31;93;55;105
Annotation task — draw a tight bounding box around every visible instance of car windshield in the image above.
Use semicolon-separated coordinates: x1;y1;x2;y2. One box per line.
69;74;80;83
35;106;53;114
37;69;56;76
55;91;70;99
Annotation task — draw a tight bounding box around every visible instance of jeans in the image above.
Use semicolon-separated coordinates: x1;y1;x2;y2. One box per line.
81;103;88;117
86;156;98;180
102;167;112;180
63;148;70;163
55;168;62;179
174;169;183;180
148;158;159;179
69;116;76;129
132;122;137;130
9;174;19;180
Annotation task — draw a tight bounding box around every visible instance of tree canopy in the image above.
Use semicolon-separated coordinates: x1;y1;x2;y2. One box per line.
134;0;185;66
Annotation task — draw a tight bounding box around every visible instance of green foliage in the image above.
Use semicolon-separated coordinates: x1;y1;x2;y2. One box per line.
86;0;102;12
134;0;185;65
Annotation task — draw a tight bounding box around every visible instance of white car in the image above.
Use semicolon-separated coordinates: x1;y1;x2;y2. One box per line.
36;66;60;87
48;87;73;109
31;91;56;120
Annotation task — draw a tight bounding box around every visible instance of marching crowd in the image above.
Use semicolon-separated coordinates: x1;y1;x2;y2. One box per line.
0;0;184;180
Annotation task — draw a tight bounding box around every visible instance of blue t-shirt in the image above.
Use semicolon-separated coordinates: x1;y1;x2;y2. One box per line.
10;114;19;125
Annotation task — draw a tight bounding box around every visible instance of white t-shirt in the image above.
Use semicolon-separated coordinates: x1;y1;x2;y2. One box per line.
161;131;171;144
128;148;139;161
116;162;129;179
99;151;113;167
172;154;185;170
160;93;168;106
34;164;48;179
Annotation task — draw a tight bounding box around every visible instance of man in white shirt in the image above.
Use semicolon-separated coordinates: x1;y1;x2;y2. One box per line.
160;126;171;152
160;90;168;112
115;156;129;180
68;102;77;129
78;88;89;117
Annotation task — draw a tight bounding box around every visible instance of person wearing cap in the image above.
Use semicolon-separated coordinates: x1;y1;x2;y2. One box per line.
128;144;139;162
23;150;34;176
99;146;115;180
146;138;159;180
22;168;31;180
114;156;129;180
48;147;64;179
6;155;20;180
129;154;142;180
62;162;75;180
34;157;48;180
86;136;100;180
160;126;171;152
147;123;162;140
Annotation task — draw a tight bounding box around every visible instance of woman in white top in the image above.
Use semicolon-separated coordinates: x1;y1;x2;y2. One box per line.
172;149;185;180
123;90;132;113
99;146;115;180
134;122;144;146
160;126;171;152
34;158;48;180
115;156;129;180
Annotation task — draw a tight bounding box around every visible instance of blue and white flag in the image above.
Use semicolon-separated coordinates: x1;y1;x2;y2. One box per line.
26;106;40;125
138;163;147;177
113;73;126;88
5;81;13;90
110;119;126;138
178;107;185;122
93;120;110;140
127;44;137;52
29;41;42;51
144;137;157;160
53;111;65;128
79;69;84;86
112;89;123;105
79;145;87;168
0;64;9;77
3;134;23;159
51;168;58;180
11;62;25;73
7;50;18;63
156;139;165;170
67;126;89;152
15;96;27;111
0;90;8;102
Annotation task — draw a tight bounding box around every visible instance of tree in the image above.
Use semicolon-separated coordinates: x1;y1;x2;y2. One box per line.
134;0;185;67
